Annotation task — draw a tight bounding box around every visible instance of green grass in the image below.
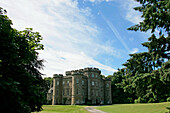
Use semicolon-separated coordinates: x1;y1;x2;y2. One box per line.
33;105;89;113
96;102;170;113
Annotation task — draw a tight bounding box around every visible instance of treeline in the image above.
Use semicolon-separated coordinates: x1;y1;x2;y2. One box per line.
110;0;170;104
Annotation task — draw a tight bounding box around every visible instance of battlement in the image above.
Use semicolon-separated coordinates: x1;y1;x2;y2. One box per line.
66;71;71;76
70;70;83;75
84;67;101;73
53;74;63;78
103;77;111;81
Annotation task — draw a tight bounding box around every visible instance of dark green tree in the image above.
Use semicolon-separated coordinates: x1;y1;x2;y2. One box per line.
0;7;45;112
110;0;170;103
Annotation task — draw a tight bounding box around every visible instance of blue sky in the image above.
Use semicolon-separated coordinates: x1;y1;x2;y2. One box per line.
0;0;149;77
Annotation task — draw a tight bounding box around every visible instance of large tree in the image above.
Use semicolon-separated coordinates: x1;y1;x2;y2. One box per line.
0;7;45;112
110;0;170;103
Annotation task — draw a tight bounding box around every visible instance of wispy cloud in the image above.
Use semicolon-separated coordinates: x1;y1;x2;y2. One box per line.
122;0;143;24
99;11;131;53
0;0;118;77
130;48;139;54
84;0;114;3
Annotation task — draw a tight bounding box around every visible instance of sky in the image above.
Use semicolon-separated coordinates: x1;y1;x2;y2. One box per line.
0;0;149;77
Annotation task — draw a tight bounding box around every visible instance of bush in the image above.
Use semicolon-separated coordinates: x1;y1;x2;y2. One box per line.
134;97;146;103
167;97;170;102
148;98;155;103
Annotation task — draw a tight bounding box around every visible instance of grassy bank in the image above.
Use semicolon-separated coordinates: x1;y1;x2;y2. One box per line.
33;105;89;113
96;102;170;113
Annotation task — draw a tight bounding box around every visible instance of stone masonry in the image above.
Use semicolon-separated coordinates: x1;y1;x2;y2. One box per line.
47;67;112;105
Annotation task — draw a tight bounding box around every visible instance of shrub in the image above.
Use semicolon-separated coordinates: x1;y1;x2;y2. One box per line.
148;98;155;103
134;97;146;103
167;97;170;102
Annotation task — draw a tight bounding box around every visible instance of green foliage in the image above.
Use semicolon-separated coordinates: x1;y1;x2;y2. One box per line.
167;97;170;102
0;7;45;113
148;98;156;103
110;0;170;104
44;77;53;104
128;0;170;34
44;77;53;89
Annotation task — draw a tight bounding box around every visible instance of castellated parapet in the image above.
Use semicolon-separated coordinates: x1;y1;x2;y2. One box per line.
49;67;112;105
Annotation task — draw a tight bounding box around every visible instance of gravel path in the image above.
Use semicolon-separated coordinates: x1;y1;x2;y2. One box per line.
85;106;107;113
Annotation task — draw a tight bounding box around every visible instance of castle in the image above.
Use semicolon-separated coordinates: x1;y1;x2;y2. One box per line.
47;67;112;105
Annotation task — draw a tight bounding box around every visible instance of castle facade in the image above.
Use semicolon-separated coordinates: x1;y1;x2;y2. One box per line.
48;67;112;105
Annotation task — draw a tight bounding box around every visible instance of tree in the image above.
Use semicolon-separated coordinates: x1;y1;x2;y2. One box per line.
0;7;45;112
128;0;170;34
44;77;53;104
111;69;131;103
110;0;170;103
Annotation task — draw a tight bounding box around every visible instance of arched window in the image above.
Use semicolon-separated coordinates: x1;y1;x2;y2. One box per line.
57;81;59;85
82;80;84;85
92;81;94;86
76;78;79;84
92;73;94;78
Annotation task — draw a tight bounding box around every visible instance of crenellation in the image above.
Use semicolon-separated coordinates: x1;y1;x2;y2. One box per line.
66;71;71;76
53;74;63;78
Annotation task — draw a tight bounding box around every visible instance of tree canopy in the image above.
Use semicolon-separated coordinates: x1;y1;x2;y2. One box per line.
110;0;170;104
0;7;46;112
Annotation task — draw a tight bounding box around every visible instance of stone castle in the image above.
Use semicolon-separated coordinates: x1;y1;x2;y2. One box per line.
47;67;112;105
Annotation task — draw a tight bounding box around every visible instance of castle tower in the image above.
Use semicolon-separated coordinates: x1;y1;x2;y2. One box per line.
83;68;101;104
104;78;112;104
52;74;63;105
71;70;84;105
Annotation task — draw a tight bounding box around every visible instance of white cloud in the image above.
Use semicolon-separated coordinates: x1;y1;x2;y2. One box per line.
40;48;117;77
130;48;139;54
85;0;114;3
123;0;143;24
0;0;118;77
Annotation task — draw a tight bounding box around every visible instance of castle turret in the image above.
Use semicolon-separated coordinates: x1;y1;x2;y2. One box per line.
104;78;112;104
52;74;63;105
71;70;84;105
83;67;101;104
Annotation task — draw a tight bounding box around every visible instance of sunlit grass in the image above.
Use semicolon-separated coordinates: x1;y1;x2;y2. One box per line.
96;102;170;113
33;105;89;113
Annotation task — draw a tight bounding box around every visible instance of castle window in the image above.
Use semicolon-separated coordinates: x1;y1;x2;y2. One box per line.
67;88;69;95
92;73;94;78
92;90;94;95
63;89;65;95
96;91;98;96
106;83;109;87
96;74;98;78
57;81;59;85
77;88;79;94
76;79;79;84
92;81;94;86
96;82;98;86
82;90;84;96
57;89;59;95
67;81;69;85
63;81;65;85
82;80;84;85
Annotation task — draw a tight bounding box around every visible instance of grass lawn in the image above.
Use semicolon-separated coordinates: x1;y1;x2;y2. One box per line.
96;102;170;113
33;105;89;113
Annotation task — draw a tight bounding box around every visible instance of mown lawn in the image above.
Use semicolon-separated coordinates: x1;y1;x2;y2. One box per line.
33;105;89;113
96;102;170;113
